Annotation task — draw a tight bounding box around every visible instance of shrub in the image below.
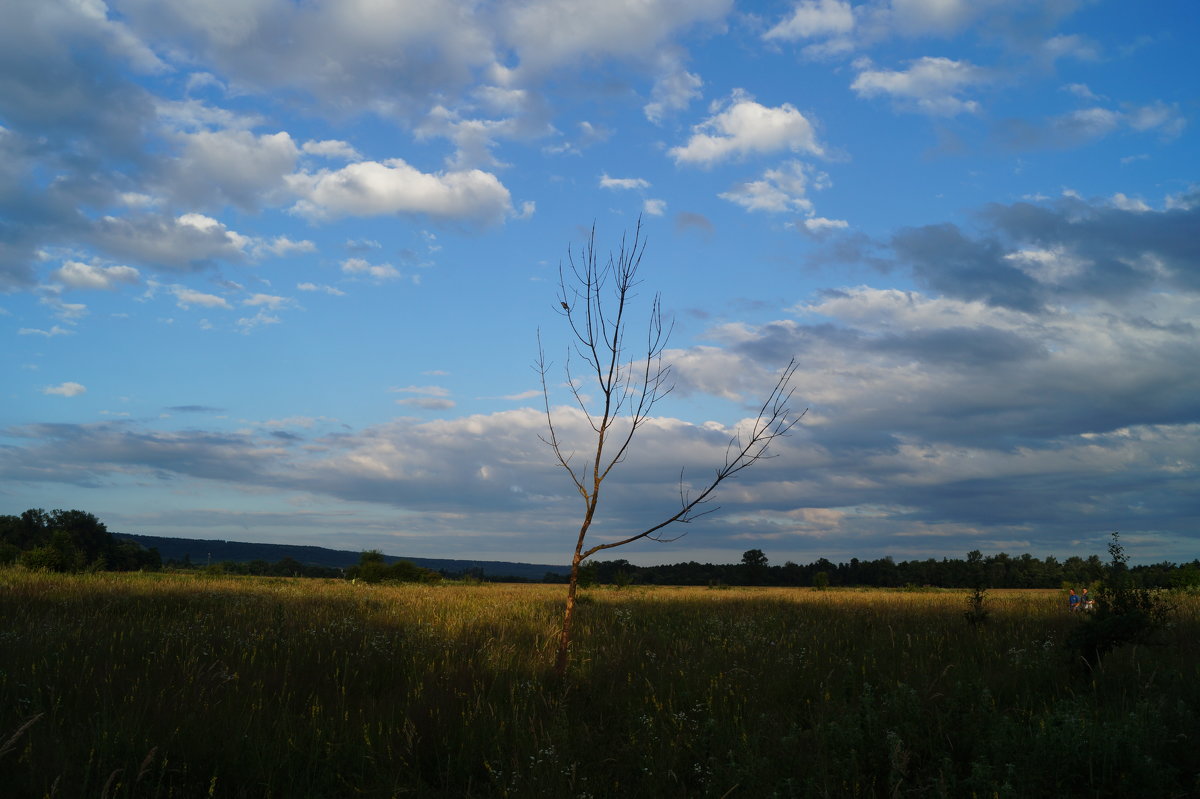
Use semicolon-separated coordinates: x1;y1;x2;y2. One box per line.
1068;532;1175;667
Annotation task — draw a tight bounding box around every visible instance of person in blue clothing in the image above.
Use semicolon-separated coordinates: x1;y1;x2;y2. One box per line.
1068;588;1081;611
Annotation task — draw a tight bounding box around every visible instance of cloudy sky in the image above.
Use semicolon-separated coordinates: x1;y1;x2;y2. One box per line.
2;0;1197;566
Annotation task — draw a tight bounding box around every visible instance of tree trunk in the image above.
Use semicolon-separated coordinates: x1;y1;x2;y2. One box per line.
554;553;583;678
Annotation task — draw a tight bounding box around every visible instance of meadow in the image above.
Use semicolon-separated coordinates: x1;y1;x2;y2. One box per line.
1;570;1197;798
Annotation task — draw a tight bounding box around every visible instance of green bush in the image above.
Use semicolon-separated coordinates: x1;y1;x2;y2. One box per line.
1069;532;1176;667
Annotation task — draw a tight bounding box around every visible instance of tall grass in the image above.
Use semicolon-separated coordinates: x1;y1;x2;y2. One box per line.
1;570;1196;797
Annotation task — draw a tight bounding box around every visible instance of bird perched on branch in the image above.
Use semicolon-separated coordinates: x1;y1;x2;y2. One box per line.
560;301;570;310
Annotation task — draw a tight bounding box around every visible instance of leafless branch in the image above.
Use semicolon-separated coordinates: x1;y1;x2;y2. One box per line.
541;219;803;677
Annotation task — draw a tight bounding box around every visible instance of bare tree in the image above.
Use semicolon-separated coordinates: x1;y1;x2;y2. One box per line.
538;220;804;677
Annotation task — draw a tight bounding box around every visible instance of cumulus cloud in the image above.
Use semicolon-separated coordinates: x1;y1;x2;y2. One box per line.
43;382;87;397
51;261;141;290
501;0;731;77
884;0;985;37
172;286;231;310
301;139;361;160
415;101;548;171
92;212;251;271
801;216;849;235
670;91;825;165
340;258;402;281
116;0;498;119
242;293;294;310
719;160;829;214
288;159;513;225
166;129;299;210
297;282;346;296
252;236;316;258
851;56;986;116
765;0;854;41
764;0;1087;63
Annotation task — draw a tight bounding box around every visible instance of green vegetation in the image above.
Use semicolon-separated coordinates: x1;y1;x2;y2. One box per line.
2;571;1197;797
1068;532;1178;668
347;549;441;584
0;509;161;572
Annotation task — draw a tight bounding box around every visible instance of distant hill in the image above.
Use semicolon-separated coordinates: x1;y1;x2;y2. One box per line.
115;533;569;582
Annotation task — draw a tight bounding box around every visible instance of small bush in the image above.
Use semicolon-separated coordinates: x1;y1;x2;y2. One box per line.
1069;532;1176;667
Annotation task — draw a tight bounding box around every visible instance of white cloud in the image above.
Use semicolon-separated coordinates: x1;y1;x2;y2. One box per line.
600;174;650;190
719;160;828;213
43;382;86;397
643;198;667;216
644;65;703;123
1039;33;1100;63
502;0;732;77
184;71;226;94
51;261;141;290
670;91;825;165
392;384;455;410
242;293;294;309
1004;247;1088;283
1109;193;1150;212
803;216;849;233
19;326;74;337
851;56;985;116
122;0;498;119
236;308;282;333
93;213;252;271
288;159;513;225
168;129;299;210
765;0;854;41
1062;83;1102;101
416;105;518;170
40;295;88;322
496;390;542;401
341;257;402;281
301;139;361;160
1026;102;1187;149
1049;107;1122;140
297;282;346;296
173;286;231;309
1125;101;1186;138
118;192;160;209
886;0;981;37
252;237;316;258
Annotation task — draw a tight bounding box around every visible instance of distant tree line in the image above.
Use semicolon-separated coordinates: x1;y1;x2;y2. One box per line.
166;554;343;579
0;509;161;572
345;550;441;584
0;509;442;582
5;509;1197;589
556;548;1200;590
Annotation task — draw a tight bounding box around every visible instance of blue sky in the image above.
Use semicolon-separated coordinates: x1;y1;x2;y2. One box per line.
2;0;1197;566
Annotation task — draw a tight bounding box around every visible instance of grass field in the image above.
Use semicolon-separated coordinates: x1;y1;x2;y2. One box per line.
1;570;1197;797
